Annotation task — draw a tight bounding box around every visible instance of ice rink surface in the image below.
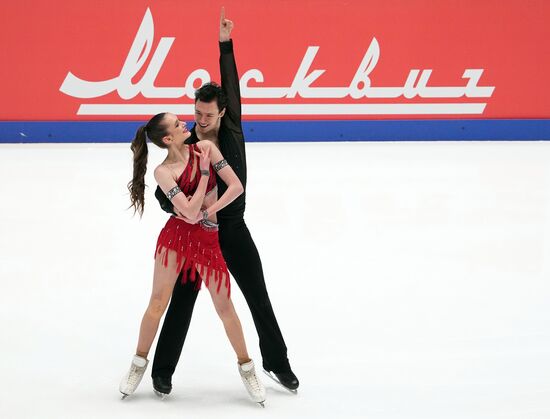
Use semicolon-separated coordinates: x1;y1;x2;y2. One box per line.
1;141;549;419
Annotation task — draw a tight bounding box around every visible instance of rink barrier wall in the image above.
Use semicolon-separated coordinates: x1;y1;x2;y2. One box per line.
1;120;549;143
3;2;550;142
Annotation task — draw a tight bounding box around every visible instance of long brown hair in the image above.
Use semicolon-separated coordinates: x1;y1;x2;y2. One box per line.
127;113;168;216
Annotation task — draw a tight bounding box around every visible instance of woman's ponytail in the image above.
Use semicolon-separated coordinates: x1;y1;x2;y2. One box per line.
127;125;149;217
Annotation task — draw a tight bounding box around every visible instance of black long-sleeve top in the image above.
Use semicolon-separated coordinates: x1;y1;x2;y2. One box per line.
155;40;247;222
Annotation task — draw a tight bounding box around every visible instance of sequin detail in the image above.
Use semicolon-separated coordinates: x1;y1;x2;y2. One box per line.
213;159;228;172
166;186;182;200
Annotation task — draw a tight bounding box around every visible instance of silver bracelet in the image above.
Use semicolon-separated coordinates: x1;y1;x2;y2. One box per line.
166;186;182;200
213;159;228;172
200;219;218;228
199;219;219;231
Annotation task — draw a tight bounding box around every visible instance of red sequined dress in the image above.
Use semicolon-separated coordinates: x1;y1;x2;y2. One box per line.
155;144;230;297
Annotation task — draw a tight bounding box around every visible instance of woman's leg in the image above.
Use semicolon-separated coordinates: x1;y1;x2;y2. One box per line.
196;264;266;404
136;249;182;358
198;264;250;364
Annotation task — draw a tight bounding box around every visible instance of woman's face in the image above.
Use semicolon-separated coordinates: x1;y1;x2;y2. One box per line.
163;113;191;144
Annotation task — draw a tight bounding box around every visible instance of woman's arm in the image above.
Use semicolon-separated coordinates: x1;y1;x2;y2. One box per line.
199;140;243;219
154;147;211;219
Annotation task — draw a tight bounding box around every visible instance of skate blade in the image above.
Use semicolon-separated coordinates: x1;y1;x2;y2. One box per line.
258;401;266;408
120;392;130;400
262;369;298;394
154;389;168;400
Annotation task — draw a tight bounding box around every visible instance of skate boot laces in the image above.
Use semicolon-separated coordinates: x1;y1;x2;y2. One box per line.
239;360;266;401
128;362;146;386
120;355;148;396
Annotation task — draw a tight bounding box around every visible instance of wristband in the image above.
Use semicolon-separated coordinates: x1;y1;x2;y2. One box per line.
200;169;210;177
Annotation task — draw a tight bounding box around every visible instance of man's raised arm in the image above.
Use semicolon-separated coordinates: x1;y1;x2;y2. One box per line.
219;7;242;133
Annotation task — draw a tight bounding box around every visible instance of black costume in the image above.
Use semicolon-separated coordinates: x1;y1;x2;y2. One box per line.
152;40;293;383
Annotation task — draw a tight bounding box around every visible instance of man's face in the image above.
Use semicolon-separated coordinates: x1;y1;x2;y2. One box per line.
194;99;224;135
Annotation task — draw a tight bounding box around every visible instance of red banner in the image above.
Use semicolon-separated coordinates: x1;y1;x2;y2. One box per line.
2;0;550;120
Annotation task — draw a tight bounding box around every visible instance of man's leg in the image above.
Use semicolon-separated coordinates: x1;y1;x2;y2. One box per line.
219;220;292;373
152;273;199;382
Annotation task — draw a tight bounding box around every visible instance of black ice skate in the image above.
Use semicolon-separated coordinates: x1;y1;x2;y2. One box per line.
152;376;172;399
262;368;299;394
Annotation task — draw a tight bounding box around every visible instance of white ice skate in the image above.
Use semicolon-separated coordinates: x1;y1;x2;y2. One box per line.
238;359;266;407
119;355;149;399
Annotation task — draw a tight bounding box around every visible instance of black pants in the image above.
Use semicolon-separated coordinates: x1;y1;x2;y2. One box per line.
152;219;290;378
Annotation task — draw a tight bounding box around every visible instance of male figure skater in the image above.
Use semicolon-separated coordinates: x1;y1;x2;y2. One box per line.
151;8;299;396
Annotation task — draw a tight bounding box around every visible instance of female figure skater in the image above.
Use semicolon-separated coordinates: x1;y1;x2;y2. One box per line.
119;112;266;406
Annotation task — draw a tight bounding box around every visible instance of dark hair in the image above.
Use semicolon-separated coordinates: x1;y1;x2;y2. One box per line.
194;82;227;111
127;113;168;216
